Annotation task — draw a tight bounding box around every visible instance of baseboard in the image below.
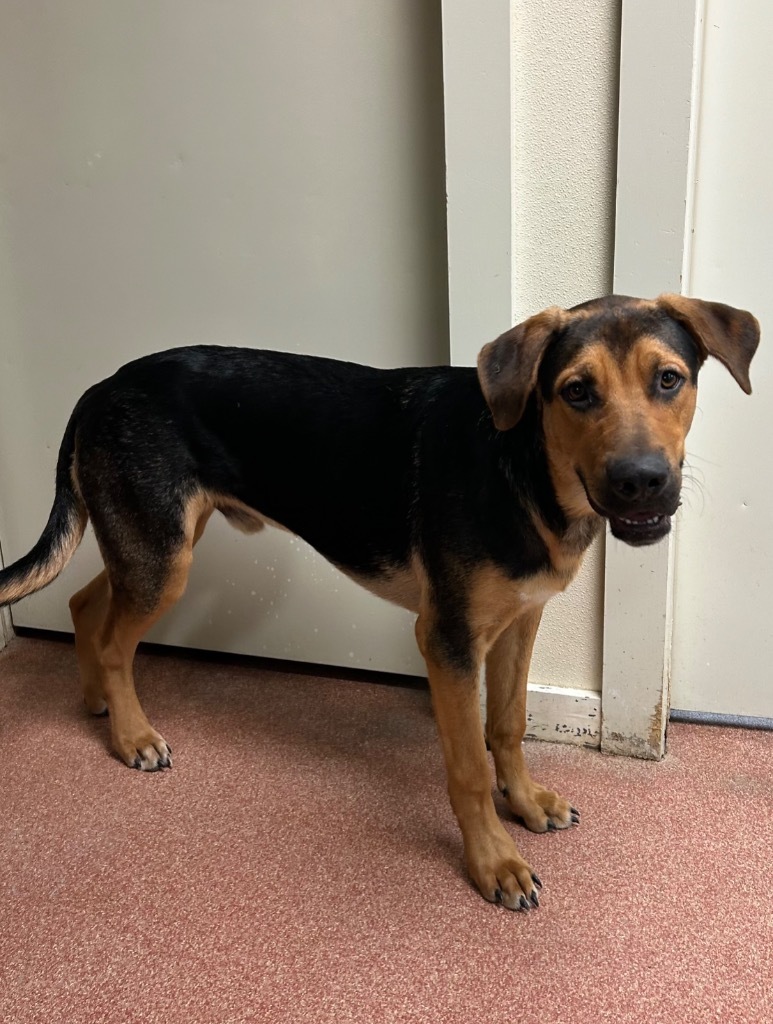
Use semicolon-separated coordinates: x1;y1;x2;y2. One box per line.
0;608;13;649
481;681;601;749
11;624;602;746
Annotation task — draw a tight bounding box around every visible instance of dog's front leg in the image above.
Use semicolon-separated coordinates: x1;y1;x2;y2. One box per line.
416;616;540;910
485;608;580;832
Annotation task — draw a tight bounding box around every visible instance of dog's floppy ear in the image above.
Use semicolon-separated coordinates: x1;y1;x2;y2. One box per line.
658;293;760;394
477;307;564;431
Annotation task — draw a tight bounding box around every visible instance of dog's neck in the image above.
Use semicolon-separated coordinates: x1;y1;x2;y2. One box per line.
498;397;602;557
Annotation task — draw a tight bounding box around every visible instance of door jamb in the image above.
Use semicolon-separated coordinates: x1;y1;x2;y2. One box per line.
602;0;705;758
441;0;705;755
441;0;602;749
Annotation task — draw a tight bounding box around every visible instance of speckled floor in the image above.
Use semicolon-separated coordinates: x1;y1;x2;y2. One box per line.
1;635;772;1024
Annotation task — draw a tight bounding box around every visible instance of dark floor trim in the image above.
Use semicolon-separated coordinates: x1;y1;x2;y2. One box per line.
670;708;773;731
12;626;429;691
11;628;770;726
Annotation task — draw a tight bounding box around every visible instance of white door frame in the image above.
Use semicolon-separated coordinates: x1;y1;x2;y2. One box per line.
602;0;704;758
442;1;600;749
441;0;704;755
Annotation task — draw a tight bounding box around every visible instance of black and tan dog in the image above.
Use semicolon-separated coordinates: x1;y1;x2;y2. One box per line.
0;294;759;909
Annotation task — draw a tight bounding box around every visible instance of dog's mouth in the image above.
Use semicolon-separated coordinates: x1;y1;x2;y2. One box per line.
577;473;674;547
607;511;672;546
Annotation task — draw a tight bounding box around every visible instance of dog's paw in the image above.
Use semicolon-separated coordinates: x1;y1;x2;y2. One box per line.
465;827;542;911
501;782;579;833
113;728;173;772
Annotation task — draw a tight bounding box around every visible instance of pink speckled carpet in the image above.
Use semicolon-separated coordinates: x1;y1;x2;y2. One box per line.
1;635;772;1024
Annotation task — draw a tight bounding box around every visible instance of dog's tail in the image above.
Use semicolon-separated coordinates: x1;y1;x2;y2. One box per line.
0;415;88;607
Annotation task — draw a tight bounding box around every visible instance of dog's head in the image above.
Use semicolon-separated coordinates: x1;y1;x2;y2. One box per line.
477;294;760;546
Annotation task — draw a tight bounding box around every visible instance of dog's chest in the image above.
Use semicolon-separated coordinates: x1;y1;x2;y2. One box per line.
500;567;577;618
516;577;565;608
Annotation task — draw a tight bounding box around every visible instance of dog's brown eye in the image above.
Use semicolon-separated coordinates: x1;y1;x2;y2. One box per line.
563;381;590;405
660;370;682;390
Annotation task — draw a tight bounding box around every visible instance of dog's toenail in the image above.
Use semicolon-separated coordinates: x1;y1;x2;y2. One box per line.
494;888;502;903
547;821;557;832
530;890;539;907
132;756;141;769
519;896;529;911
531;873;542;889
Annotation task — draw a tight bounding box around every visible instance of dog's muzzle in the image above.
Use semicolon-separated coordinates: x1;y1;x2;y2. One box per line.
579;456;681;547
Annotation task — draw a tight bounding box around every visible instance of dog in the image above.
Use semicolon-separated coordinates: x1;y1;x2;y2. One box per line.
0;293;759;910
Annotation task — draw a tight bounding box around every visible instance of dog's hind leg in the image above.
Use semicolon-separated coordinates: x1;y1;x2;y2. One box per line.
74;491;212;770
70;570;110;715
68;503;215;737
95;568;186;771
69;505;214;731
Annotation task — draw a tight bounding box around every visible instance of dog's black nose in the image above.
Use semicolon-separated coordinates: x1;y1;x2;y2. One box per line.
606;453;670;503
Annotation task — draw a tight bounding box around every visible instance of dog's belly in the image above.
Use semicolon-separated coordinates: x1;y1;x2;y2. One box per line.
338;564;422;614
211;492;422;613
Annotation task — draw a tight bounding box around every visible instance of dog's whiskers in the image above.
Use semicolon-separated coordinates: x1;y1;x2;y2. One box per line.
680;457;707;515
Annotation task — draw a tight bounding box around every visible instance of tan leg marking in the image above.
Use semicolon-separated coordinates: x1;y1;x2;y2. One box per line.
70;496;213;771
70;571;110;715
416;599;539;911
485;609;579;832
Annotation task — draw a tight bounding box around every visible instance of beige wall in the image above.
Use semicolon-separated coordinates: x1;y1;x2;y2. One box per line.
0;0;447;674
511;0;621;690
0;0;620;691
